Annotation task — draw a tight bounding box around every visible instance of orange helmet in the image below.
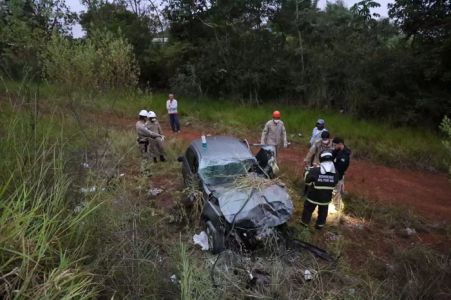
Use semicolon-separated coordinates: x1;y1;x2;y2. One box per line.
273;111;281;118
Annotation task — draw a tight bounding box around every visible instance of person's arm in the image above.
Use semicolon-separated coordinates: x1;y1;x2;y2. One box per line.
261;122;269;145
304;170;315;185
309;128;316;146
335;154;350;175
282;123;287;148
304;144;316;166
138;125;161;138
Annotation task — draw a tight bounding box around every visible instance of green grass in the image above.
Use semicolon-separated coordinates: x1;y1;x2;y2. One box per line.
1;80;450;299
1;81;447;170
0;116;99;299
107;92;447;171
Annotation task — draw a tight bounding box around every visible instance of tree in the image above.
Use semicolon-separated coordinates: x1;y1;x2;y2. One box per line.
79;2;156;83
389;0;451;82
0;0;75;80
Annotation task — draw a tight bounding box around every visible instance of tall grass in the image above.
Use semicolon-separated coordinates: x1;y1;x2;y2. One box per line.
0;117;99;299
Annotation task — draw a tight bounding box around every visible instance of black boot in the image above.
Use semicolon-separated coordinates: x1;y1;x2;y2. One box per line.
153;157;158;163
160;155;167;162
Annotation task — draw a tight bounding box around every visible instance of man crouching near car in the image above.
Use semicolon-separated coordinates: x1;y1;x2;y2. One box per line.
301;150;339;229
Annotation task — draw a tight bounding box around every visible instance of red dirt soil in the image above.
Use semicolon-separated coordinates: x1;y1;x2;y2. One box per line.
276;147;451;222
102;113;451;223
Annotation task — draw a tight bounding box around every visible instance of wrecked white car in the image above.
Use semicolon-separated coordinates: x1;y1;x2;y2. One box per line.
177;137;294;254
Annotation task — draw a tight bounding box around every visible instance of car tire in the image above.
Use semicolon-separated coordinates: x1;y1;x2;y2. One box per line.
205;220;225;254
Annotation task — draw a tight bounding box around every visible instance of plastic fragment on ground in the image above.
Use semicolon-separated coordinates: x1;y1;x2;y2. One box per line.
148;188;163;196
193;231;209;251
304;270;313;281
80;186;96;193
406;228;416;236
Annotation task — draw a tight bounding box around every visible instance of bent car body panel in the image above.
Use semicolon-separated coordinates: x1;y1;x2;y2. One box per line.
216;183;293;229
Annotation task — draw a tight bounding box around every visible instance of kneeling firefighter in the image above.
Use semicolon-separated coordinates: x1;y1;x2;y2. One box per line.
301;150;339;229
145;111;167;163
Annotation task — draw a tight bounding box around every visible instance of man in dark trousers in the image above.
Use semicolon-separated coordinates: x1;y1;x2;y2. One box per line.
331;137;351;210
301;151;339;229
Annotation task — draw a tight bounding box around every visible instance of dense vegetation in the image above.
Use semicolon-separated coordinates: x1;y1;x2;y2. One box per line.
1;0;451;126
1;0;451;298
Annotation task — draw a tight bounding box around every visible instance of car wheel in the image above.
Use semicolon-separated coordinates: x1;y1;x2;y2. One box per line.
205;220;225;254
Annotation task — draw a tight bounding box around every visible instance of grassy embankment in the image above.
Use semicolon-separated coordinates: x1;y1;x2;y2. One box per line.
107;93;448;172
1;82;450;299
2;80;447;171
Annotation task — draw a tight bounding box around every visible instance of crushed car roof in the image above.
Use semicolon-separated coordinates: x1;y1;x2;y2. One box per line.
191;137;255;162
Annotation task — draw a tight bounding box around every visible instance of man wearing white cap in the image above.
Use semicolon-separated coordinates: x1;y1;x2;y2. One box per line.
309;119;328;147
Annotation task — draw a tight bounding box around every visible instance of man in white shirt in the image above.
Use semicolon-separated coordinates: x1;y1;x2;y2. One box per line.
166;94;180;132
309;119;328;147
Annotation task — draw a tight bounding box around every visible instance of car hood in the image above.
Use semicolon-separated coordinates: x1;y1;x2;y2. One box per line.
212;183;294;229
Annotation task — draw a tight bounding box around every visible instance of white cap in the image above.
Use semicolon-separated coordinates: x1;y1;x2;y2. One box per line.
139;110;148;117
148;111;156;118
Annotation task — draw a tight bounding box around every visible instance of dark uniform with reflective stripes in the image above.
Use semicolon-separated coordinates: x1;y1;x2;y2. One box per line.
302;167;339;227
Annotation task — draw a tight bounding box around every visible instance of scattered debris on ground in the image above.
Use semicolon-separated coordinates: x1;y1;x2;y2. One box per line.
304;270;313;281
149;188;164;196
81;186;97;193
193;231;209;250
326;232;342;241
170;274;181;284
74;202;86;214
113;196;126;205
405;228;417;236
351;223;364;230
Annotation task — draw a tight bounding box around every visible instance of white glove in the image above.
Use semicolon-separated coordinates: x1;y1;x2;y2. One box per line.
161;136;165;142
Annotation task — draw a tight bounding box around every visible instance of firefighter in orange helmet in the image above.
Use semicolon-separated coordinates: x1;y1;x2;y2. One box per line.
261;111;288;154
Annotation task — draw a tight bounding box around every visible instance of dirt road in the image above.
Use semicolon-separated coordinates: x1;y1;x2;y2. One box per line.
277;148;451;222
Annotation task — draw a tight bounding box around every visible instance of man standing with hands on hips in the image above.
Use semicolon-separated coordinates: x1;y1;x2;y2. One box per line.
167;93;181;133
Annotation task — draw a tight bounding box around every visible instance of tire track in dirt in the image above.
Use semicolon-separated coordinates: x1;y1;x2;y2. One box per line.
102;113;451;222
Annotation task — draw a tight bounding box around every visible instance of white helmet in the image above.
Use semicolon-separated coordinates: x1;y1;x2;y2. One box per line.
148;111;156;118
139;110;148;117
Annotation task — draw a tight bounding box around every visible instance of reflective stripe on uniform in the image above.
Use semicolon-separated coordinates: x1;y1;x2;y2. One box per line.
312;184;335;190
306;198;331;206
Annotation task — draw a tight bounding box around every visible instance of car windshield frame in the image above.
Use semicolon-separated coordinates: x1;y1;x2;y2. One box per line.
198;157;257;186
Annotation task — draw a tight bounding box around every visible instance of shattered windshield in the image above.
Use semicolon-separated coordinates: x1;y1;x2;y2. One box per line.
199;158;256;185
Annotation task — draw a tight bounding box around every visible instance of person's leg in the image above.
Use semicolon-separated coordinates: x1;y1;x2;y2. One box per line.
301;200;317;226
174;114;180;131
332;179;343;210
140;142;152;176
169;114;175;132
316;204;329;228
156;138;167;161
